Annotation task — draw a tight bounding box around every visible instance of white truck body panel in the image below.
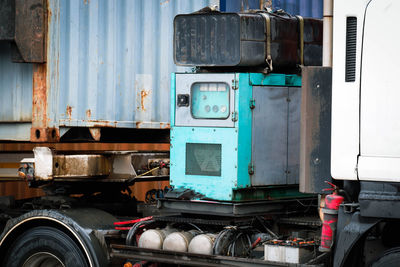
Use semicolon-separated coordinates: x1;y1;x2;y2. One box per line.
331;0;369;180
358;0;400;182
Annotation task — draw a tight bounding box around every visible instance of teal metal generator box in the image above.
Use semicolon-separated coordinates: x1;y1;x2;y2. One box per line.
170;73;302;201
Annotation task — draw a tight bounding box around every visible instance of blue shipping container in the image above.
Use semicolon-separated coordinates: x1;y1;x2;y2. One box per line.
0;0;320;141
221;0;323;18
0;0;213;141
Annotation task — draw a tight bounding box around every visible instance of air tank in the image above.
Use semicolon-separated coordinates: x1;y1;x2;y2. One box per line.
188;233;217;255
138;227;176;249
162;230;199;252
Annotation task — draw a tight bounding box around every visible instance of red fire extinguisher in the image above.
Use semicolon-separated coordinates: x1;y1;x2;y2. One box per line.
319;181;344;252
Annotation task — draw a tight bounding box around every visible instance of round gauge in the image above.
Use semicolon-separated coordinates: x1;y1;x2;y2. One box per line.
205;105;211;112
220;105;227;113
212;105;219;113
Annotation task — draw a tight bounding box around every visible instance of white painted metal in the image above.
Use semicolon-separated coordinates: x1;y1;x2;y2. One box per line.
138;228;176;250
175;73;236;128
264;244;312;264
322;0;333;67
330;0;369;180
162;231;197;252
358;0;400;182
188;234;216;255
358;157;400;182
33;147;53;181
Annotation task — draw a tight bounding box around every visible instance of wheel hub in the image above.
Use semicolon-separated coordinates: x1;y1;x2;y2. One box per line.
23;252;65;267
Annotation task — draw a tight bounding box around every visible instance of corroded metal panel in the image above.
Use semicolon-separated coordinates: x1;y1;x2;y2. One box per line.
299;66;332;194
0;0;14;40
0;0;212;141
14;0;46;63
52;155;111;178
48;0;212;130
0;0;46;62
0;142;170;152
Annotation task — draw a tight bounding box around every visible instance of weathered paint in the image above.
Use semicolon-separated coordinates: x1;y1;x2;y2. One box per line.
14;0;47;62
0;0;46;62
0;181;44;200
0;0;213;141
170;73;302;201
49;0;212;130
273;0;323;18
130;181;170;202
250;73;302;87
88;128;101;141
31;63;60;142
0;43;33;141
170;73;252;200
1;0;316;142
0;142;170;152
221;0;323;18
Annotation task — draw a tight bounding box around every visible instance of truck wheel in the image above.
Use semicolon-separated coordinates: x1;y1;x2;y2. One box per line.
3;226;89;267
372;247;400;267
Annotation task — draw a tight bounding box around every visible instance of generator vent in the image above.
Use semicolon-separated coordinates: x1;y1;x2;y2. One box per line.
345;17;357;82
185;143;221;177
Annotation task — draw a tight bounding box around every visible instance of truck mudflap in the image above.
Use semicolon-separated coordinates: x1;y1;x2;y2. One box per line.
334;209;381;267
0;208;118;267
110;244;329;267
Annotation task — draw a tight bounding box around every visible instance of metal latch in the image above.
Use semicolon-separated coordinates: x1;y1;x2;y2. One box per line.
248;163;254;175
231;111;238;122
232;79;238;90
250;99;256;109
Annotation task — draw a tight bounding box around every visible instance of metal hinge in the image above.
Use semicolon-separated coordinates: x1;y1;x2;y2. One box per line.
231;111;238;122
248;163;254;175
232;79;238;90
250;99;256;109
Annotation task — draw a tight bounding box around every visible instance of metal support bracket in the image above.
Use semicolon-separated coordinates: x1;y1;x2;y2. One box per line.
0;0;46;63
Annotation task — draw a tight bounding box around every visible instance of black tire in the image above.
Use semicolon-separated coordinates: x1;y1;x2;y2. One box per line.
372;247;400;267
3;226;89;267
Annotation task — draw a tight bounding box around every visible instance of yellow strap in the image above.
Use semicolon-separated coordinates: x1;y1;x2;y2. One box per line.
260;13;273;71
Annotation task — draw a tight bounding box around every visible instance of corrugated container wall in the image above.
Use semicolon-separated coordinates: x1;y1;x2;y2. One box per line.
272;0;323;18
0;0;213;141
220;0;323;18
0;43;33;140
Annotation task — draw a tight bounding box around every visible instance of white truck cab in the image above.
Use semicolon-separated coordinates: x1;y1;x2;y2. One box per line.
331;0;400;182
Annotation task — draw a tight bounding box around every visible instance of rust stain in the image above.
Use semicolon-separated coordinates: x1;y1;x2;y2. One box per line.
0;143;170;152
159;122;171;129
0;181;44;200
86;109;91;119
91;120;118;128
136;122;142;128
66;105;72;120
130;181;170;202
160;0;170;5
0;163;21;168
31;64;60;142
140;89;149;111
89;128;101;141
32;64;47;130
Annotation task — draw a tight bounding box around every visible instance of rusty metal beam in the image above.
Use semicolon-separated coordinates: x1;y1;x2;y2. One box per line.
0;0;46;63
0;143;170;152
14;0;46;63
31;64;60;142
